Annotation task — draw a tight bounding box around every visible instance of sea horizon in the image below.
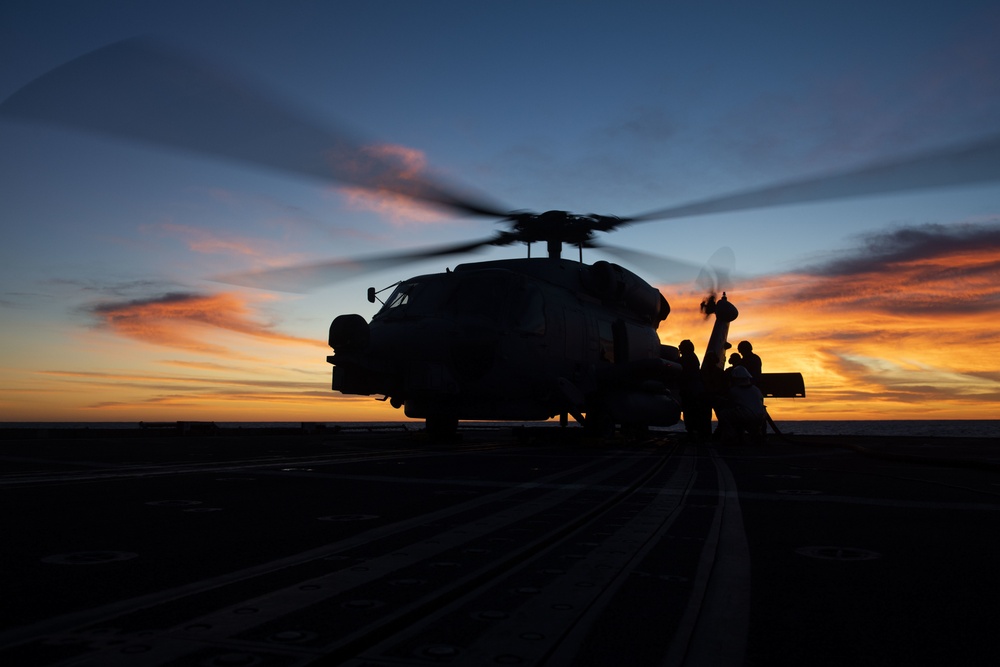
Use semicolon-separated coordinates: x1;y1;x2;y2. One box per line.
2;420;998;439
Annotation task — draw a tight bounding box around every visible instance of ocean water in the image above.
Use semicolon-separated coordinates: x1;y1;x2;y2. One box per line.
754;420;999;439
2;420;998;438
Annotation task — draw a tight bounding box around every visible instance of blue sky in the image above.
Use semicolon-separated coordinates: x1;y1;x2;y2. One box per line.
2;1;999;421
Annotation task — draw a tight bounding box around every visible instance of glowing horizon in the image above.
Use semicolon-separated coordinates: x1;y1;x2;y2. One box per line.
2;219;997;423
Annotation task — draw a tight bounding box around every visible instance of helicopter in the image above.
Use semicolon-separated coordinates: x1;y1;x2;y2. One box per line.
3;38;999;437
324;213;788;437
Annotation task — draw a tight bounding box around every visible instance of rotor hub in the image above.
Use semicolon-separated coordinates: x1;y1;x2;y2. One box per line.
504;210;623;259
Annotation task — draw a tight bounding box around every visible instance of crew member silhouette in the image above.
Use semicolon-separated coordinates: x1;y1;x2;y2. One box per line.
718;366;765;444
725;352;743;385
678;340;710;442
702;350;729;441
737;340;762;381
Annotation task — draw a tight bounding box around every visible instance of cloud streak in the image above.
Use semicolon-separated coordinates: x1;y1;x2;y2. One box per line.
88;291;314;356
141;222;317;270
802;220;1000;276
788;221;1000;317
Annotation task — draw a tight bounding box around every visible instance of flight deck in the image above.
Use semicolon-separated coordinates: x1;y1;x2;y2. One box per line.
1;426;997;666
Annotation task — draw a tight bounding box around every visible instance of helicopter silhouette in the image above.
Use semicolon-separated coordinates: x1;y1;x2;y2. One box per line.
4;38;999;437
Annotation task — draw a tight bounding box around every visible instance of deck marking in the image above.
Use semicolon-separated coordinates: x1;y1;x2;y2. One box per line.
666;448;751;667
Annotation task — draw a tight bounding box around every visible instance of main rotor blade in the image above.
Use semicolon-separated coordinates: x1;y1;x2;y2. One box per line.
626;135;1000;223
594;243;711;285
212;237;497;292
0;38;508;219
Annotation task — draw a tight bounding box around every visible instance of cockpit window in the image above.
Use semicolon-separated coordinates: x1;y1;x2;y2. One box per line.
374;281;419;319
387;288;410;309
373;279;450;320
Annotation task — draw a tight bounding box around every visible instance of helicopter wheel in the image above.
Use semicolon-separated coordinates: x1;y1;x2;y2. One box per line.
425;414;459;441
621;423;650;441
583;411;615;439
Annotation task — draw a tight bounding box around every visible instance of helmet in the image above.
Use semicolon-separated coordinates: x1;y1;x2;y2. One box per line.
731;366;752;385
738;340;753;353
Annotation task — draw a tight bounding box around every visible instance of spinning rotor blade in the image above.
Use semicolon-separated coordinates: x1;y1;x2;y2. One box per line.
695;246;736;294
0;38;508;219
625;135;1000;224
598;243;738;292
213;237;498;292
594;244;708;284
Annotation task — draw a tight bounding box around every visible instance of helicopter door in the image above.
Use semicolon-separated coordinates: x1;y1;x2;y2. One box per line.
596;319;630;363
511;283;546;336
597;320;615;363
563;308;586;374
612;319;628;363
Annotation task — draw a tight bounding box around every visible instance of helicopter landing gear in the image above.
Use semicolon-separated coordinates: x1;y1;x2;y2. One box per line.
425;414;459;441
583;411;615;439
621;423;651;440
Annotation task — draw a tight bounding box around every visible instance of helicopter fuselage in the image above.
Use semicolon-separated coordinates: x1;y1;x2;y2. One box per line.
327;257;684;431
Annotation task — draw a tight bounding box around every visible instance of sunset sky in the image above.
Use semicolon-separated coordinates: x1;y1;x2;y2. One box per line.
2;1;999;423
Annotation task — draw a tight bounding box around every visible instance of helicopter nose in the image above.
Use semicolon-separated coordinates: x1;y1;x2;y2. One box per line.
328;314;370;352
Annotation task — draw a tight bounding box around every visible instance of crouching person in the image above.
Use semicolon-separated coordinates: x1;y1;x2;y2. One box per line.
717;366;765;444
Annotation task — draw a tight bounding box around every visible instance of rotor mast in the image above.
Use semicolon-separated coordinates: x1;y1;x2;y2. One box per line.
508;210;621;261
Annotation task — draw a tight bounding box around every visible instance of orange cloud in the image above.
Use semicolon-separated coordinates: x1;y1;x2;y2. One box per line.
160;359;240;372
88;291;314;356
334;144;449;225
659;222;1000;419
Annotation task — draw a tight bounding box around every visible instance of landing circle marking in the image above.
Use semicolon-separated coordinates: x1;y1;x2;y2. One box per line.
268;630;316;643
42;551;138;565
146;500;202;507
795;546;882;561
203;653;261;667
419;644;459;658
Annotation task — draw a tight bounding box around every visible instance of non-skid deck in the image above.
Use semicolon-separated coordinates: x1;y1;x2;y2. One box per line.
1;427;997;666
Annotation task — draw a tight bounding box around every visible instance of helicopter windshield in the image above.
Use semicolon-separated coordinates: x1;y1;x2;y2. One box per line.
387;289;410;309
373;279;449;319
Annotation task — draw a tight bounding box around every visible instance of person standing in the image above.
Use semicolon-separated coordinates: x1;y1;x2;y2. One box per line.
719;366;765;444
737;340;762;381
725;352;743;386
678;340;709;442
